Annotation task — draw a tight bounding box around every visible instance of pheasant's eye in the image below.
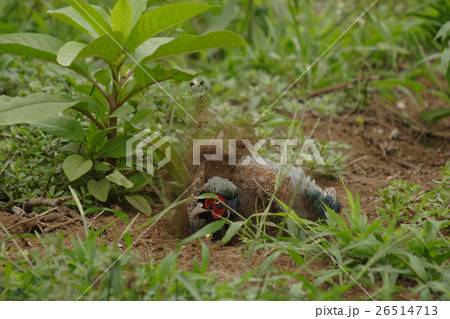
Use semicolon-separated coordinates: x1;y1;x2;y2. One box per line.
215;199;221;205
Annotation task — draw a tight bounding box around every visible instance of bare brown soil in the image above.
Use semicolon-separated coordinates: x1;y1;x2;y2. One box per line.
0;89;448;300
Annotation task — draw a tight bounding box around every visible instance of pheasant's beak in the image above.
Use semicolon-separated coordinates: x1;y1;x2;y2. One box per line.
189;202;208;217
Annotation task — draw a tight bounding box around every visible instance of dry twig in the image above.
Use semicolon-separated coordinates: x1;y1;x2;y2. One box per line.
22;196;72;213
8;207;58;231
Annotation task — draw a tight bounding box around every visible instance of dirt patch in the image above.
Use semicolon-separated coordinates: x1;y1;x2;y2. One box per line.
0;91;448;300
306;95;448;222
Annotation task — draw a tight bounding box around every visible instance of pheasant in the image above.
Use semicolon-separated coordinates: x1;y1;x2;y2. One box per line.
186;152;341;235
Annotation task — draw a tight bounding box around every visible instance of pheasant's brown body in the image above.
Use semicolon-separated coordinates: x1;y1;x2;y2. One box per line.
187;151;341;235
237;156;325;222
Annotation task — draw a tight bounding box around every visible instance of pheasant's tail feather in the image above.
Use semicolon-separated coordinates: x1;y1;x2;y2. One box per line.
302;186;341;223
322;187;337;202
321;187;341;214
323;188;342;216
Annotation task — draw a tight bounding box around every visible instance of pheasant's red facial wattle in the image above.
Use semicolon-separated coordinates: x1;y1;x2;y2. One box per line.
204;195;226;219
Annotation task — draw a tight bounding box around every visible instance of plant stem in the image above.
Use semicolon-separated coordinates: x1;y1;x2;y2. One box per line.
70;68;109;100
104;64;120;167
72;107;105;130
117;73;180;107
108;66;120;140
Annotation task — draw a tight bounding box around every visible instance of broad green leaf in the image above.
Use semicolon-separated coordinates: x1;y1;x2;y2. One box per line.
57;31;124;67
111;0;133;39
103;135;131;158
92;5;111;26
34;116;85;142
56;41;85;66
0;94;83;125
48;6;98;38
63;154;93;181
65;0;111;36
177;220;226;247
125;194;152;216
77;31;123;63
0;33;63;63
127;3;218;52
88;128;114;151
74;84;106;103
126;172;153;192
128;0;146;30
130;109;153;125
87;178;110;202
110;104;135;118
106;170;134;188
94;69;111;87
133;37;173;63
221;221;244;244
140;31;246;64
94;162;111;172
74;95;103;116
117;80;136;102
134;64;200;90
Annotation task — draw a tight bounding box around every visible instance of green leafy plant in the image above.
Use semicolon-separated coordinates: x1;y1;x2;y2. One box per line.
1;169;449;300
0;0;246;209
378;165;450;222
409;0;450;126
0;125;69;207
420;20;450;126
